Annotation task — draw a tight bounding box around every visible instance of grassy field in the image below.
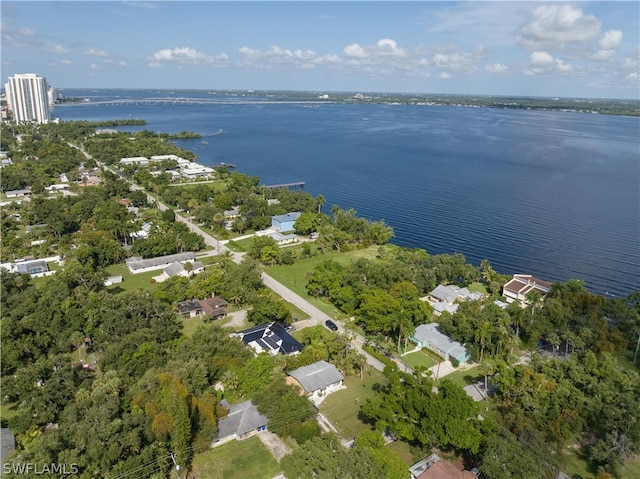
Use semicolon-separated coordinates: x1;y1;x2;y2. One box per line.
386;440;416;466
319;366;387;441
190;435;281;479
266;246;381;319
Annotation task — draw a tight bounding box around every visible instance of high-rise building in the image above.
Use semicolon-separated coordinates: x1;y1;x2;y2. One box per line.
5;73;51;124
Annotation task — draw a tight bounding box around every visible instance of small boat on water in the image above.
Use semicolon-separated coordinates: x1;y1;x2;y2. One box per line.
205;129;224;137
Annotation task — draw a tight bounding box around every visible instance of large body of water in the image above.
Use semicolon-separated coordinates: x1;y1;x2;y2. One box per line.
54;90;640;297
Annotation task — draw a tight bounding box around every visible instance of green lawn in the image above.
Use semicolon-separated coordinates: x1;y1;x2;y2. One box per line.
386;440;416;466
440;365;481;389
467;282;488;294
402;350;439;370
319;366;387;440
103;264;162;294
190;435;281;479
266;246;382;320
562;450;640;479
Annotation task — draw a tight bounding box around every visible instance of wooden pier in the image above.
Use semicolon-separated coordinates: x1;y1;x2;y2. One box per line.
265;181;305;190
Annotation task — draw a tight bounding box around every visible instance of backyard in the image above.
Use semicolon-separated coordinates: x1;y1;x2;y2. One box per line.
319;366;387;441
190;435;281;479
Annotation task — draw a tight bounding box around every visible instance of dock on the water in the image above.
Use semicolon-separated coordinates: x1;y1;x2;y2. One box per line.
265;182;305;189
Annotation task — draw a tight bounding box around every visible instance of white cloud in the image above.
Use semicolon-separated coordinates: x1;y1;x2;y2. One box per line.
599;30;623;50
439;72;452;79
151;47;228;65
516;4;602;51
18;27;35;36
90;63;101;70
148;62;162;68
118;61;128;67
61;59;72;65
52;44;67;54
86;48;109;57
343;43;366;58
430;46;489;74
525;51;573;76
485;63;508;74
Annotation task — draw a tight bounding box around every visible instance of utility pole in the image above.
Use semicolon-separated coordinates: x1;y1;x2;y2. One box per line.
170;452;181;479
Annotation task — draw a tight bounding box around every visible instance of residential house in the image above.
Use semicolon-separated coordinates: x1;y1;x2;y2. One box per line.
411;323;469;365
421;284;485;316
232;322;303;356
212;399;268;448
287;360;344;400
178;295;228;320
410;453;478;479
5;189;31;198
265;231;298;246
120;156;149;166
0;257;58;278
126;252;196;274
503;274;552;306
151;260;204;283
271;212;301;232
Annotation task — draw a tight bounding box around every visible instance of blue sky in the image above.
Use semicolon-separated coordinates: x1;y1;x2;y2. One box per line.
2;1;639;99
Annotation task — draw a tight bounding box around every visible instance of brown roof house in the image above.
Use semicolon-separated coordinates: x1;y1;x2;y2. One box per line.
178;295;228;320
503;274;552;306
410;453;479;479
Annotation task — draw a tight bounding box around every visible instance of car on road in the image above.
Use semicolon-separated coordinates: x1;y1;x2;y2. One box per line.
324;320;338;332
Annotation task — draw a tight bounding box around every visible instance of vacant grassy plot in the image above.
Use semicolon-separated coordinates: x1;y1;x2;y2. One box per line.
403;350;439;370
266;246;381;319
467;282;488;294
440;365;481;389
319;366;387;441
103;264;162;294
190;435;281;479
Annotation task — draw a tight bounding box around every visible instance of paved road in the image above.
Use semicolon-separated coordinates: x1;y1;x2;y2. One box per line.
76;145;386;371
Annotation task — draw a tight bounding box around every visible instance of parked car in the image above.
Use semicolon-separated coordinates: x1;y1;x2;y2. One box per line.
325;320;338;332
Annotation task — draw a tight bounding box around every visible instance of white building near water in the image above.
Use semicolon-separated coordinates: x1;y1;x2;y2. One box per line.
5;74;51;124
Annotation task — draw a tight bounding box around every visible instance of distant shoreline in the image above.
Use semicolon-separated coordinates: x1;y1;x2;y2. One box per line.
53;89;640;117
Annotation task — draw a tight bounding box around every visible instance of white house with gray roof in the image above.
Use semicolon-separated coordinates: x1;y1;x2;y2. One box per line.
421;284;485;316
212;399;268;447
411;323;469;365
125;252;196;274
287;360;344;400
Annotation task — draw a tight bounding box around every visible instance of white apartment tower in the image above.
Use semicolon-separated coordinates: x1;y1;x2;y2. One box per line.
5;73;51;124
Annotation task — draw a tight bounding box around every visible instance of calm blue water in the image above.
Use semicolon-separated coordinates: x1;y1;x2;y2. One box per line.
54;90;640;297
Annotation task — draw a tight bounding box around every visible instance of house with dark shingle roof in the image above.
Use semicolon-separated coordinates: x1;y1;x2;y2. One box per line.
232;322;303;356
212;399;268;447
287;360;344;400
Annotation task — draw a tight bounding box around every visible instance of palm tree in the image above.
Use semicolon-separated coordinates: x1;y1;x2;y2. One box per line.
526;289;544;319
475;321;492;363
478;359;495;402
316;194;326;214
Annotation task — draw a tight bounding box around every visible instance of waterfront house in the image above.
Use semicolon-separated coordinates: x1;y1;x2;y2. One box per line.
271;212;301;232
411;323;469;365
212;399;268;448
421;284;485;316
503;274;552;306
287;361;344;401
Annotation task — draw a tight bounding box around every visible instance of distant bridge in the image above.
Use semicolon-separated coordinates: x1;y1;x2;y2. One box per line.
55;98;332;107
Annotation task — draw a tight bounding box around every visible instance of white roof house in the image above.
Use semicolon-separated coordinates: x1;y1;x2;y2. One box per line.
421;284;485;316
411;323;469;364
125;252;195;274
287;360;344;399
120;156;149;166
